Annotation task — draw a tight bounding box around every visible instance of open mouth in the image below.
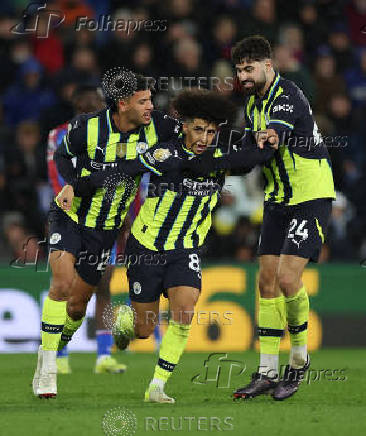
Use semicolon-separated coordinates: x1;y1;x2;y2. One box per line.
242;81;254;88
143;112;151;122
195;144;207;153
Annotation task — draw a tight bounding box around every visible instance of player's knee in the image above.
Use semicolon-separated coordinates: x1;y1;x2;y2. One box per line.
171;305;195;324
277;272;297;296
67;304;86;321
49;276;73;300
135;323;154;339
258;272;276;298
67;295;91;320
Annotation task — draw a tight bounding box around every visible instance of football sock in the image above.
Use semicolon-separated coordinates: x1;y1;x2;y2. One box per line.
96;330;113;358
58;314;84;351
258;295;286;379
41;297;67;351
285;286;309;368
151;320;191;385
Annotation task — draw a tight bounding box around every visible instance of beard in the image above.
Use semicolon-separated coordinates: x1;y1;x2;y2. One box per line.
241;76;266;96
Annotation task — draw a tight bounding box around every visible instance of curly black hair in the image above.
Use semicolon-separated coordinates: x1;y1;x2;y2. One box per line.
232;35;272;64
172;88;236;125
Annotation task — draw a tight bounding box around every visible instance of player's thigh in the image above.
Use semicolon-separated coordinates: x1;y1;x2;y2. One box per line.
75;227;118;289
163;248;202;296
167;286;200;324
258;202;288;258
68;228;118;317
126;235;165;304
48;206;81;300
281;198;332;263
258;255;281;298
131;300;160;337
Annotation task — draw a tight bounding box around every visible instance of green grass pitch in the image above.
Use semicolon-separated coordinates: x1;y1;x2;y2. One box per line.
1;349;366;436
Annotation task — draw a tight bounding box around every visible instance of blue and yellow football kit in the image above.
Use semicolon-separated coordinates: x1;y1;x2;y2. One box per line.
243;73;336;261
50;109;180;285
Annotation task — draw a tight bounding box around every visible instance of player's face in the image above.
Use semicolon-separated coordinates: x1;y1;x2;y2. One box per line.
235;60;269;96
183;118;217;155
124;90;154;126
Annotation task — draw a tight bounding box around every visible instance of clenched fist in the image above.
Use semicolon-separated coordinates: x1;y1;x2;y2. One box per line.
56;185;74;211
255;129;279;150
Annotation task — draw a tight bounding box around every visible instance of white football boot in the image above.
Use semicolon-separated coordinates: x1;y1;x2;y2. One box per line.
144;383;175;404
37;350;57;398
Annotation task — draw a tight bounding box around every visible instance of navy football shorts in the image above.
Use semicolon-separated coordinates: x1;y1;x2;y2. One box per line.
48;205;118;286
258;198;332;262
125;234;202;303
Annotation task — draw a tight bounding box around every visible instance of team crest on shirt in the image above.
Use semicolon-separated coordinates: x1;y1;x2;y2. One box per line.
116;143;127;158
133;282;142;294
136;142;148;154
153;148;171;162
50;233;61;244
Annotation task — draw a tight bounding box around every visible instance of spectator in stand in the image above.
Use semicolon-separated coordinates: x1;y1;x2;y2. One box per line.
313;48;347;113
344;48;366;107
273;44;314;102
328;22;354;73
98;8;144;72
238;0;277;45
2;58;56;126
131;42;157;78
31;4;64;74
4;121;44;236
298;2;328;62
205;16;237;67
171;37;209;79
278;23;305;64
327;93;362;192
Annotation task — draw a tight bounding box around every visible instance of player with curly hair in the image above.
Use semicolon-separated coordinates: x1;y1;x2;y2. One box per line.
105;88;276;403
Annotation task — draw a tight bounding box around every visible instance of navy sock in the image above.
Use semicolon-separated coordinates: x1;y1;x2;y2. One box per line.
96;330;113;357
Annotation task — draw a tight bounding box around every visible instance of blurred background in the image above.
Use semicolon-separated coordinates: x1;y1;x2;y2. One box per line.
0;0;365;352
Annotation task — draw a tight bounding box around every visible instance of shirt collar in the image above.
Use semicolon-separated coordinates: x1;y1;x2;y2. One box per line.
107;109;142;135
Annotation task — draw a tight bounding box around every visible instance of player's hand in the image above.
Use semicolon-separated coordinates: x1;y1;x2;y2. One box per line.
255;129;279;150
56;185;74;211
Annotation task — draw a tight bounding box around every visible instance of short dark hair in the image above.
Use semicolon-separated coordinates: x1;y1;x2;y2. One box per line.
173;88;236;125
102;67;153;112
232;35;272;64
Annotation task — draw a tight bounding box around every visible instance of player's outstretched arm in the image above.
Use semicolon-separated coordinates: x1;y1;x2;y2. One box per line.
184;143;276;176
72;143;183;196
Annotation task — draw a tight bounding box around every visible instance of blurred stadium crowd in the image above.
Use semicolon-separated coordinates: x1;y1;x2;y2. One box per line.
0;0;365;263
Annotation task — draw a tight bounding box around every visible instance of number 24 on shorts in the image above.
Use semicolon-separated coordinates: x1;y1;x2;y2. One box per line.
287;219;309;246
